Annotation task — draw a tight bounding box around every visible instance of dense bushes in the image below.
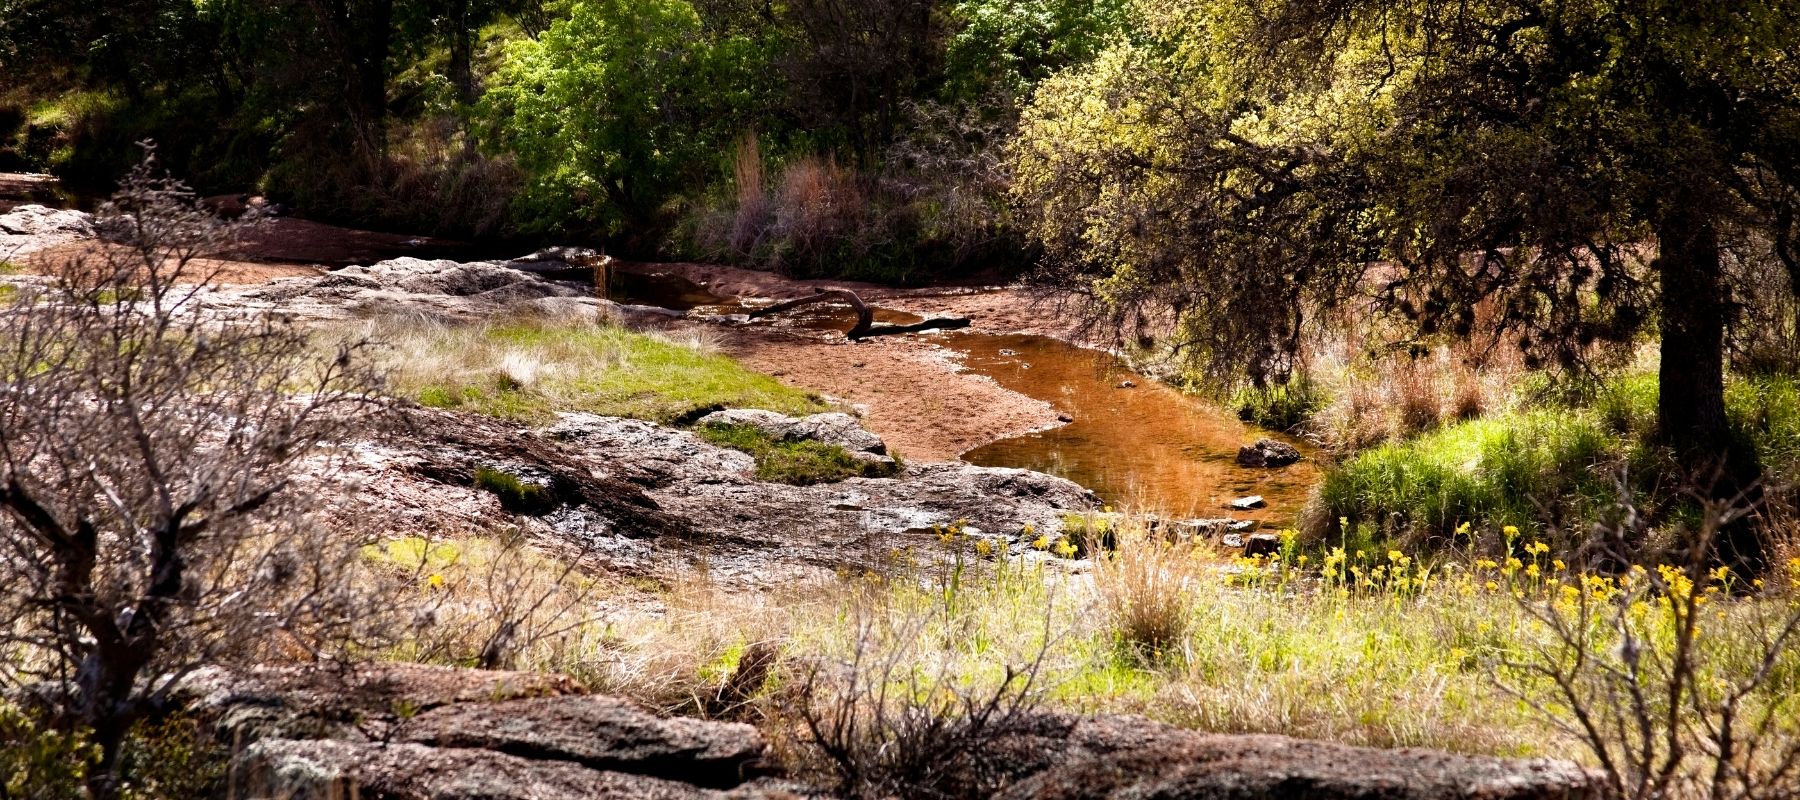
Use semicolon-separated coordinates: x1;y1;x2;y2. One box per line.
481;0;774;239
2;0;1126;277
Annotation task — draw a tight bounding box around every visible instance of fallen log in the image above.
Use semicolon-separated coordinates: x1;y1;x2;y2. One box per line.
747;288;971;341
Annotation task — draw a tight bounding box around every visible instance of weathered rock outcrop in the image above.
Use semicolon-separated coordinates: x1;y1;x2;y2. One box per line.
197;666;1604;800
995;715;1605;800
1237;437;1304;468
333;409;1098;588
0;204;90;256
184;665;812;800
222;254;638;321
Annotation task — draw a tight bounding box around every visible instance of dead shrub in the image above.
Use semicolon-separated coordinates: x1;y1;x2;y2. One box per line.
1501;496;1800;800
778;603;1061;800
1391;360;1443;435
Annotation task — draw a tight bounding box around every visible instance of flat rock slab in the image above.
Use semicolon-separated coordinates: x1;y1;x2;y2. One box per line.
233;739;811;800
998;715;1604;800
398;694;766;788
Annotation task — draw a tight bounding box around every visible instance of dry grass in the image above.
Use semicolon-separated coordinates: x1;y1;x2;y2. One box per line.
365;515;1800;796
1090;524;1202;657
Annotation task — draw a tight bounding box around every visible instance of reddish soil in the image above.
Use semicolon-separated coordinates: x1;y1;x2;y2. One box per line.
20;241;326;284
623;261;1084;461
720;324;1061;462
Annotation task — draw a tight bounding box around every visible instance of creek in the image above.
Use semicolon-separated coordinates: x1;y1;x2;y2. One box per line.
613;269;1319;525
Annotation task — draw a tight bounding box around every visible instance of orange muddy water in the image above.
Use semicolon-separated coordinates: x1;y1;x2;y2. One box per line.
603;268;1322;525
949;333;1319;526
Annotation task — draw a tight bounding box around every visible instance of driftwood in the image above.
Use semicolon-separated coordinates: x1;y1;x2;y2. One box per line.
747;288;971;340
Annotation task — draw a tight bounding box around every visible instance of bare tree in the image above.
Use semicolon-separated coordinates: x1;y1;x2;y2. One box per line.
1499;493;1800;800
0;151;382;798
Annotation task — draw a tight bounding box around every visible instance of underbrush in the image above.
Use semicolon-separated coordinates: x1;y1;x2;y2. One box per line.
695;423;902;484
1;705;227;799
674;121;1027;285
353;315;828;424
1313;372;1800;547
365;511;1800;797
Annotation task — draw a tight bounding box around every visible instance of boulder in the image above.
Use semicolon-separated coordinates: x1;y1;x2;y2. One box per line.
0;204;91;256
1242;532;1283;558
994;714;1606;800
1229;495;1267;511
1237;438;1303;468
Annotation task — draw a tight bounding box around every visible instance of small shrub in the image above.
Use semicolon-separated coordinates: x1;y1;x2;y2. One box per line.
781;602;1060;800
1233;374;1327;432
0;705;228;800
696;423;901;485
474;466;557;514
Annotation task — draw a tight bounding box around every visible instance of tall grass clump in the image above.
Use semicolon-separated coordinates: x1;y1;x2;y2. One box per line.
356;314;828;423
1090;524;1202;658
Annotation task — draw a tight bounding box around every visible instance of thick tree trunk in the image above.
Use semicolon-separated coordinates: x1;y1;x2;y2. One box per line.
1655;209;1765;573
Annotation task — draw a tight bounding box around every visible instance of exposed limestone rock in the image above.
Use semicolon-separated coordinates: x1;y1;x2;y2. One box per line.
191;665;813;800
994;714;1606;800
1237;438;1303;468
0;204;90;256
234;739;737;800
203;667;1602;800
218;254;623;321
333;409;1098;589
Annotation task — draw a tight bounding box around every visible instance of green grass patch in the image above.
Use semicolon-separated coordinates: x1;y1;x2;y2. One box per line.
696;423;901;485
1313;370;1800;546
369;318;830;424
473;466;557;514
1315;409;1627;546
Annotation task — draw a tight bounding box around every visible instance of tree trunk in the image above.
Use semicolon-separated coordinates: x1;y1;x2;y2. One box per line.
447;0;478;160
1656;208;1765;573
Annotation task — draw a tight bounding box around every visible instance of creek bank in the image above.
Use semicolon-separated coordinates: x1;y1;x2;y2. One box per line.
337;407;1099;590
191;664;1606;800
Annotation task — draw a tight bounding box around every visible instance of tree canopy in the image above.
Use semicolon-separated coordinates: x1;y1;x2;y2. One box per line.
1013;0;1800;566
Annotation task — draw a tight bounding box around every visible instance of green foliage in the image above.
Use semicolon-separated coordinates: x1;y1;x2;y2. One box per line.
0;704;90;800
943;0;1130;100
0;705;226;800
482;0;774;235
1009;0;1800;430
1233;375;1327;432
695;423;901;485
474;466;557;514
